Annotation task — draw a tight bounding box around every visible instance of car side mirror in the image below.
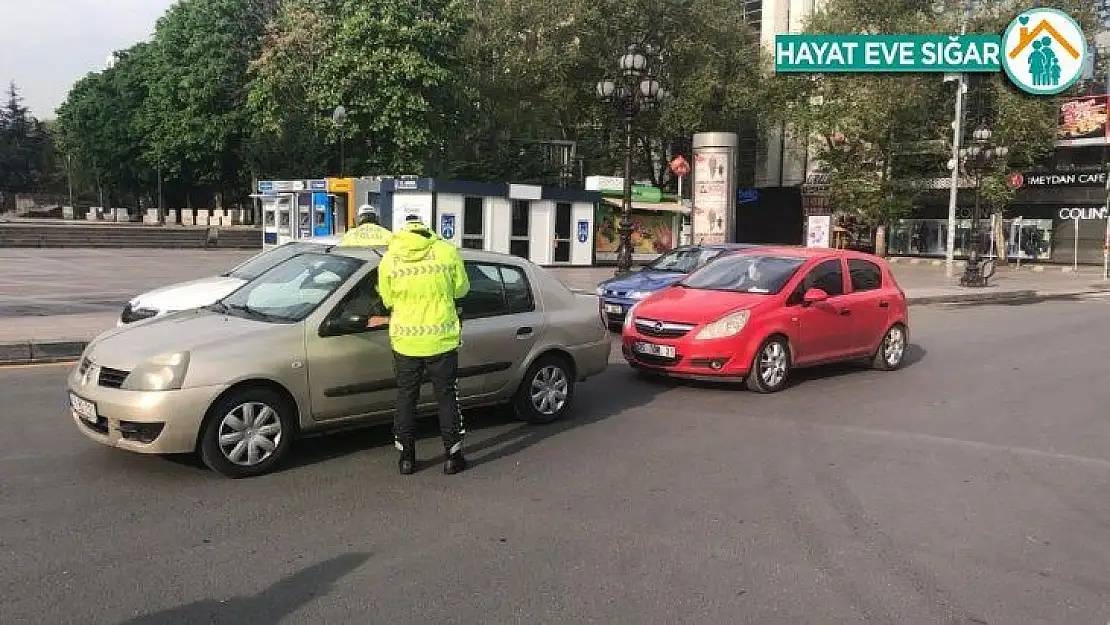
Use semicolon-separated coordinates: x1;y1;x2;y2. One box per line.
322;313;369;336
802;288;829;305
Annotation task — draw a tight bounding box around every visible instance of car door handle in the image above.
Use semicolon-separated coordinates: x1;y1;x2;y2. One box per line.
838;308;851;316
878;301;889;308
516;326;534;338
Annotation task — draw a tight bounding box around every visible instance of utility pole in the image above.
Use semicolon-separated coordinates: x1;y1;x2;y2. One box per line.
944;0;973;279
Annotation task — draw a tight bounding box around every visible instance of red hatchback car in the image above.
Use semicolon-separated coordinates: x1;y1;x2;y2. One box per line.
621;246;909;392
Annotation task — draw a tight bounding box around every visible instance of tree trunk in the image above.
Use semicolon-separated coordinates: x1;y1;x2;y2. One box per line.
874;224;888;257
992;211;1008;266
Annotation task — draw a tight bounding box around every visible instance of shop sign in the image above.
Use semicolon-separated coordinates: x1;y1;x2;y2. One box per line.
1057;96;1108;147
1008;170;1108;188
737;189;759;204
1058;206;1108;220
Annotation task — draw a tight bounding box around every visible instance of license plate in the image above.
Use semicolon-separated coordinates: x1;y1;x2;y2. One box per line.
69;392;98;423
633;341;675;358
604;304;624;315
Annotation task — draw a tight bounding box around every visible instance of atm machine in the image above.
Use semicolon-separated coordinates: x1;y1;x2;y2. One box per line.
258;180;343;248
261;194;295;249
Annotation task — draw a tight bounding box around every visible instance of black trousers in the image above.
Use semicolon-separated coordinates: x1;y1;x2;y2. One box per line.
393;349;465;455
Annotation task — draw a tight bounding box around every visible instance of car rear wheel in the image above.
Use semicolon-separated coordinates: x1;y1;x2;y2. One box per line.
746;336;791;394
199;387;295;478
514;355;575;425
871;323;907;371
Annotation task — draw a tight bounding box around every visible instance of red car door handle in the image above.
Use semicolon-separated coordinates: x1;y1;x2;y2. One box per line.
879;301;889;308
838;308;851;316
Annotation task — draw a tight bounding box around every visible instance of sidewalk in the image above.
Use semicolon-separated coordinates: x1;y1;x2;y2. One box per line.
2;261;1109;364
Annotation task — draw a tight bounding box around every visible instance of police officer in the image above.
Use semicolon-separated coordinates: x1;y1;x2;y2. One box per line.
338;205;392;247
376;215;471;475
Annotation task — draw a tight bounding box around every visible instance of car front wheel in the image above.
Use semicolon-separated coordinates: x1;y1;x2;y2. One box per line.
746;336;791;394
514;355;576;425
199;387;295;478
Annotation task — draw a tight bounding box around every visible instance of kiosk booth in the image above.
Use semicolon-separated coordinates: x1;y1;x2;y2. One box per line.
256;178;355;248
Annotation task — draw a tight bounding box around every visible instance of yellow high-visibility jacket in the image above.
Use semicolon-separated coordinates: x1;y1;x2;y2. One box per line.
378;223;470;357
338;223;393;247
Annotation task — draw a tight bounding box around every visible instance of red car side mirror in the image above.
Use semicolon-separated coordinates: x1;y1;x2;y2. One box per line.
803;288;829;305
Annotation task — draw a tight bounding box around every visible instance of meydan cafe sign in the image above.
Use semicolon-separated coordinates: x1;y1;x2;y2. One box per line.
775;7;1089;96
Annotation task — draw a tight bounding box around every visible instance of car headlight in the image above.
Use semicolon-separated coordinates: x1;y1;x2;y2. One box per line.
627;291;651;300
623;301;642;331
694;310;750;341
122;351;190;391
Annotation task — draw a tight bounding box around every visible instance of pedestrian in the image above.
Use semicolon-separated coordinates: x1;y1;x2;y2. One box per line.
338;205;393;247
375;214;471;475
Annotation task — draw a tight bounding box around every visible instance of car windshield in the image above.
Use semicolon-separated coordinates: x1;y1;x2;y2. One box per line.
679;254;805;294
645;247;721;273
212;253;364;323
226;243;326;281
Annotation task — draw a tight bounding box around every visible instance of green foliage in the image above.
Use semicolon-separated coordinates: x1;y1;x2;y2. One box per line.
0;83;52;193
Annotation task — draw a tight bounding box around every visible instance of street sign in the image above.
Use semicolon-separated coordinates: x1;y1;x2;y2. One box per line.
441;214;456;239
1006;173;1024;188
669;155;690;177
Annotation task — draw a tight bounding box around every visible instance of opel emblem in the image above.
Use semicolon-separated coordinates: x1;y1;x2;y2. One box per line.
654;321;664;331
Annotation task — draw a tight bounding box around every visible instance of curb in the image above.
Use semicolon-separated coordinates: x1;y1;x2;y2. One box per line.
0;340;87;366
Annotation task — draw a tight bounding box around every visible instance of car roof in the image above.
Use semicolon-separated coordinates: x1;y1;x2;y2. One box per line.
730;245;884;262
325;245;533;266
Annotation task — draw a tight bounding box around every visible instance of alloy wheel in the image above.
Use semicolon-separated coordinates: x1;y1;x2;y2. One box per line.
530;365;569;415
759;342;788;388
884;326;906;367
217;401;283;466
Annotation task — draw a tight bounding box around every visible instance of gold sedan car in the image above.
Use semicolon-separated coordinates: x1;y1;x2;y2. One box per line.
67;247;611;478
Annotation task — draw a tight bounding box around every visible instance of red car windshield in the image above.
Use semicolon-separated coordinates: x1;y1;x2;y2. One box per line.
679;255;806;294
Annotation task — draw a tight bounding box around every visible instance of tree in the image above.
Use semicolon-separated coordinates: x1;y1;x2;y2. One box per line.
458;0;777;187
0;83;51;193
56;44;155;208
786;0;1098;256
139;0;268;205
246;0;340;179
331;0;469;175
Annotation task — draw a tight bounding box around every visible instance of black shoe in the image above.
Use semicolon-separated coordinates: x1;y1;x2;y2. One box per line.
443;453;467;475
398;447;416;475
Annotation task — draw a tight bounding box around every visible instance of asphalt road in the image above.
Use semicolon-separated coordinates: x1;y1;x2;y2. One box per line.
4;295;1110;624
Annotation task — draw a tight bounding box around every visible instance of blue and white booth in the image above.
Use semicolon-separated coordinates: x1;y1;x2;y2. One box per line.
256;179;348;248
344;178;601;266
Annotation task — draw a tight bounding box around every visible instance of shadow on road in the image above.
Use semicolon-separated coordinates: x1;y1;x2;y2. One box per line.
282;363;669;473
117;552;369;625
630;344;927;394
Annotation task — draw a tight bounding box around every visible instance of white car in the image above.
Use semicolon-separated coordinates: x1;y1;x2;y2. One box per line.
118;238;341;326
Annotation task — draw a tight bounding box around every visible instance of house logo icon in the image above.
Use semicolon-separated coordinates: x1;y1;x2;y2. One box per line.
1001;8;1087;95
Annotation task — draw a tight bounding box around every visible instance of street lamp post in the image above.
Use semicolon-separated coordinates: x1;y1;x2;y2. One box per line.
332;105;348;177
948;125;1008;287
597;43;665;277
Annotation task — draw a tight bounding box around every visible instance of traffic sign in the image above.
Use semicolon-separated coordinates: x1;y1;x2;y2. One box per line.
669;155;690;177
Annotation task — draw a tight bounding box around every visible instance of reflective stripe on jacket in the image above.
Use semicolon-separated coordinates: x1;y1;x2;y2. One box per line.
338;223;393;247
378;223;470;357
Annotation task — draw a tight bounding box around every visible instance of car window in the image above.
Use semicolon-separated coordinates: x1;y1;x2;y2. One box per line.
218;253;364;322
680;254;805;294
848;259;882;292
226;243;323;281
330;270;387;321
460;263;506;317
500;265;535;314
645;247;721;273
458;262;535;318
790;259;845;303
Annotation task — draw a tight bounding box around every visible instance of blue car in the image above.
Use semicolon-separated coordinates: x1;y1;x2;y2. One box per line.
596;243;761;329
